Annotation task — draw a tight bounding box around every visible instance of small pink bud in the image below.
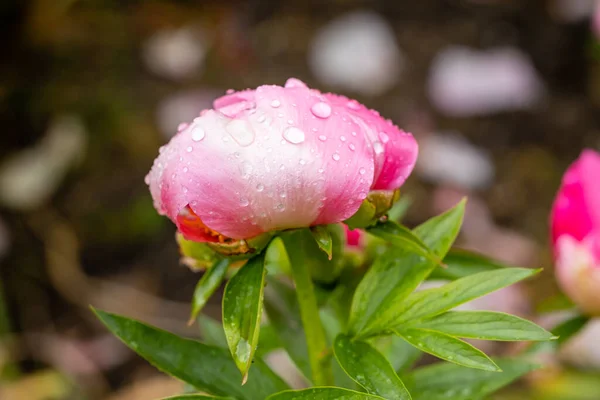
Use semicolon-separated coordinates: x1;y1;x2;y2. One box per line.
551;150;600;315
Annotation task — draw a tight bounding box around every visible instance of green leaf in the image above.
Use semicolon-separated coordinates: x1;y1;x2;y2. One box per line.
222;254;267;382
92;309;288;399
553;315;590;345
189;259;230;324
162;396;232;400
411;311;555;341
265;237;291;275
429;249;505;281
413;198;466;258
527;314;590;354
405;358;538;400
348;200;466;337
264;279;312;382
267;388;385;400
396;328;500;371
367;221;438;263
536;292;576;314
334;334;412;400
311;225;334;260
387;196;412;222
371;336;422;374
197;315;227;348
394;268;540;325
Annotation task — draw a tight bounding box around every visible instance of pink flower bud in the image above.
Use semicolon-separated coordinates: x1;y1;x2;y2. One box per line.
551;150;600;315
146;79;418;242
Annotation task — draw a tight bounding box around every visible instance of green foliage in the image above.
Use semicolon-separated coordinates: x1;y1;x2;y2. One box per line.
93;309;288;399
348;200;465;337
311;225;334;260
94;198;554;400
333;334;411;399
267;388;385;399
404;358;539;400
222;254;267;382
189;259;231;324
396;328;500;371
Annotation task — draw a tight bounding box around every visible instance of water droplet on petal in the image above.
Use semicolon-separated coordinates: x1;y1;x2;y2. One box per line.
346;100;361;110
318;135;327;141
332;153;341;161
373;141;384;154
340;135;346;142
378;131;390;144
240;197;250;207
183;167;188;173
282;126;305;144
257;114;266;123
287;119;294;125
284;78;308;88
186;146;193;153
299;159;306;165
256;183;264;192
311;102;332;118
271;99;281;108
177;122;189;132
191;125;205;142
359;168;366;175
275;204;285;212
349;143;356;151
226;119;255;146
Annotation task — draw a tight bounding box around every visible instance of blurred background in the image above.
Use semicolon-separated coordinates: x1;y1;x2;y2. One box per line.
1;0;600;399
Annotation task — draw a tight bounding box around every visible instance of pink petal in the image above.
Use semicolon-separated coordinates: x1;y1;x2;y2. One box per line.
551;150;600;258
146;79;377;240
323;93;418;191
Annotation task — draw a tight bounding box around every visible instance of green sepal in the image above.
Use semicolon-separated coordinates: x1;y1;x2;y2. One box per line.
345;190;400;229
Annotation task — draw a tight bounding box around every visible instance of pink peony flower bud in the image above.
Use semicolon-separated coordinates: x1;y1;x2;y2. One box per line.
551;150;600;315
146;79;418;243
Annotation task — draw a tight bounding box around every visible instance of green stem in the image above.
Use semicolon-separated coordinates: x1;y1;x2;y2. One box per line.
283;230;334;386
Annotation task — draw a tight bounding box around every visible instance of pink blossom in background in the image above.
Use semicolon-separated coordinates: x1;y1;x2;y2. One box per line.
551;150;600;315
146;79;418;243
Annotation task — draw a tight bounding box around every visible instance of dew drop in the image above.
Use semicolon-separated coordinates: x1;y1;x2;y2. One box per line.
275;204;285;212
311;102;332;118
332;153;341;161
287;119;294;125
359;168;366;175
373;141;384;154
282;126;306;144
349;143;356;151
226;119;255;146
186;146;193;153
256;183;264;192
378;131;390;144
299;159;306;165
280;192;287;198
271;99;281;108
284;78;308;88
340;135;346;142
191;125;205;142
177;122;189;132
183;167;188;173
346;99;361;110
257;114;266;123
318;135;327;142
240;197;250;207
351;131;357;137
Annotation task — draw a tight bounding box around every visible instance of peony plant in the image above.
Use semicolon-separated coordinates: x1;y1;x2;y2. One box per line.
94;79;555;400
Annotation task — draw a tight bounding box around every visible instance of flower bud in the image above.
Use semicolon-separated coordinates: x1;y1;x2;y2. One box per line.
551;150;600;315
